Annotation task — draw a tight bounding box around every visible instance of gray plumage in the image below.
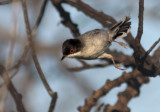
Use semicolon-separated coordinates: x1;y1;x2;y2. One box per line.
77;29;110;59
61;15;131;70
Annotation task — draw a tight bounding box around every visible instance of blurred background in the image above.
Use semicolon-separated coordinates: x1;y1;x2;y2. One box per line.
0;0;160;112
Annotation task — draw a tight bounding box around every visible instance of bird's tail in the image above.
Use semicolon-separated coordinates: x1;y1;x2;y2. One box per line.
108;15;131;40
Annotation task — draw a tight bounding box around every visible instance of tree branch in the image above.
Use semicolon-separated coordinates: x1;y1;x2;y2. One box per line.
21;0;57;111
48;95;58;112
9;0;49;76
32;0;48;36
9;42;30;71
136;0;144;43
51;0;80;38
143;38;160;60
78;70;142;112
0;65;26;112
104;74;149;112
153;46;160;61
64;0;116;27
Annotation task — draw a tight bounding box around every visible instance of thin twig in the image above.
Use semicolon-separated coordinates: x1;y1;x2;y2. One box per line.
51;0;80;38
64;0;116;27
6;0;20;69
153;46;160;60
9;0;48;76
48;94;58;112
21;0;57;111
143;38;160;60
21;0;53;96
8;42;30;71
32;0;48;36
0;65;26;112
136;0;144;43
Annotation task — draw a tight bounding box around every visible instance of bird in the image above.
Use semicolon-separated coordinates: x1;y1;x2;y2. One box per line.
61;15;131;70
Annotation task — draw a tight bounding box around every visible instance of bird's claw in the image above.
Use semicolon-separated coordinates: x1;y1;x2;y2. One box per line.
118;42;128;48
114;64;125;70
111;40;128;48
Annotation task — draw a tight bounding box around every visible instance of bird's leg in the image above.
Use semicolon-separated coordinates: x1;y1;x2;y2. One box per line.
109;40;128;48
98;53;125;70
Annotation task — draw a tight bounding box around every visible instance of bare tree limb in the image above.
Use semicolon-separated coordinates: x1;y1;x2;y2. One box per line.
104;74;149;112
32;0;48;36
9;42;30;71
51;0;80;38
78;70;142;112
143;38;160;60
21;0;57;111
136;0;144;43
6;0;19;69
48;95;58;112
64;0;116;27
133;0;145;72
153;46;160;61
0;65;26;112
9;0;49;76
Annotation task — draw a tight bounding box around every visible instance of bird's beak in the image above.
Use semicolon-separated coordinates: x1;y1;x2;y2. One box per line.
61;55;66;61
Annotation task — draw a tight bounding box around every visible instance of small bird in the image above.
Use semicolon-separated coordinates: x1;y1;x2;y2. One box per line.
61;16;131;70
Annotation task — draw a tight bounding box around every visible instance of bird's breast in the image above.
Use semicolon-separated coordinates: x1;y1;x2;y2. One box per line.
80;37;109;58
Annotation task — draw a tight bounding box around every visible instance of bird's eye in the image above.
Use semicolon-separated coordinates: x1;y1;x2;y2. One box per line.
70;49;74;54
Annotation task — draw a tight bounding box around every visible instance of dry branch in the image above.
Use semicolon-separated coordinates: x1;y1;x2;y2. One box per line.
104;73;149;112
78;70;142;112
32;0;48;35
10;0;48;72
143;38;160;60
136;0;144;43
0;65;26;112
51;0;80;38
21;0;57;111
64;0;116;27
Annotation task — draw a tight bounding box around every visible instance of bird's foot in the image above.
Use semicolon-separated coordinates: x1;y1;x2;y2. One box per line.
116;41;128;48
109;40;128;48
114;64;125;70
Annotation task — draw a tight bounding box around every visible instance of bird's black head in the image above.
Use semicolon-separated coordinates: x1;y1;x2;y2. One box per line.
61;39;82;60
